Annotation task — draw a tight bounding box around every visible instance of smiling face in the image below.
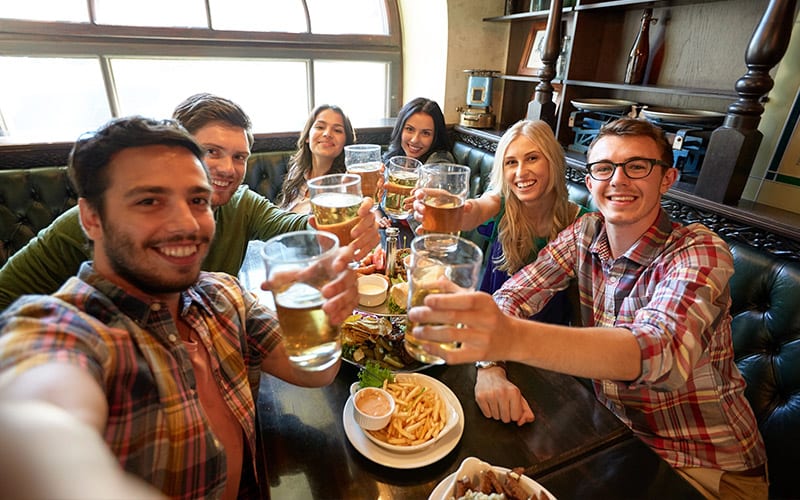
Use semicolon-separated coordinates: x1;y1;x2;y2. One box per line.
307;108;347;165
192;121;250;207
79;144;215;301
585;135;677;244
502;135;553;206
401;112;435;160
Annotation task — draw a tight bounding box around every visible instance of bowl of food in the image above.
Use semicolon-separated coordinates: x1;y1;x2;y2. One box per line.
352;386;395;431
358;274;389;307
361;373;459;453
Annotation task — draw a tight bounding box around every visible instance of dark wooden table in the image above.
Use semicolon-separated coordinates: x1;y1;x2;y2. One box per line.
255;361;703;499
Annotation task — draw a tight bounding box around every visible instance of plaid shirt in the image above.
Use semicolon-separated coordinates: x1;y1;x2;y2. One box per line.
494;210;767;471
0;263;282;499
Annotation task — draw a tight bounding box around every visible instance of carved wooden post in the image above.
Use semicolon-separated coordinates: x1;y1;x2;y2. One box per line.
525;0;563;130
694;0;797;204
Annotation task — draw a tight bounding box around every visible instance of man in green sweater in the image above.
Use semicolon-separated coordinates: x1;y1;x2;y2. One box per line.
0;93;379;311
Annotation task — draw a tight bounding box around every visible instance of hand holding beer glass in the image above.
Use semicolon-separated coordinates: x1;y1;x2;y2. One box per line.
416;164;470;235
308;173;362;246
404;234;483;364
383;156;422;219
344;144;382;202
262;230;343;371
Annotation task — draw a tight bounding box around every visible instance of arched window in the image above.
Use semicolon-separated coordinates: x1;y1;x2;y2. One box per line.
0;0;400;142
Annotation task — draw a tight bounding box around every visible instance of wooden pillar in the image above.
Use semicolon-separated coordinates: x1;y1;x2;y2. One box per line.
694;0;797;204
525;0;563;130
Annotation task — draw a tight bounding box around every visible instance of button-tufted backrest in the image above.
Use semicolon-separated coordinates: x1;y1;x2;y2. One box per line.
0;167;77;266
727;241;800;499
243;151;292;202
452;141;494;200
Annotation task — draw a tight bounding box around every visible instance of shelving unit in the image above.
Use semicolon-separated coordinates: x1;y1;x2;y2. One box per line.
484;0;796;204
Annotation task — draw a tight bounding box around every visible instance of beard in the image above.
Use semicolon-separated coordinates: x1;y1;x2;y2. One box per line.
101;222;209;295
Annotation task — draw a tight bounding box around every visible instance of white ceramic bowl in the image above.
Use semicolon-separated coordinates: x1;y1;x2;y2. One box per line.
361;376;459;453
358;274;388;307
352;386;395;431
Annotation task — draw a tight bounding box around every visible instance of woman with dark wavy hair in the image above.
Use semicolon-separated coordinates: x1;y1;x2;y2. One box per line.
278;104;356;213
383;97;454;164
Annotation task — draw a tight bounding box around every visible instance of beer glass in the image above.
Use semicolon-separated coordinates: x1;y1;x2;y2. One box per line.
404;234;483;365
383;156;422;219
262;230;342;371
417;164;470;235
307;173;362;246
344;144;382;201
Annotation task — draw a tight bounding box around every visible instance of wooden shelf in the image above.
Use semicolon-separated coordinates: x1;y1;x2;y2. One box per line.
565;80;738;100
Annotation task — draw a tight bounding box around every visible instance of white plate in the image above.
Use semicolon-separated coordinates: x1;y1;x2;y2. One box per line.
343;373;464;468
428;457;557;500
360;375;460;453
640;106;725;124
570;98;637;112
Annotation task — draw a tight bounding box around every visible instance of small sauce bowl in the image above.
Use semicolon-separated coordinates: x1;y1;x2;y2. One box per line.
357;274;389;307
353;386;395;431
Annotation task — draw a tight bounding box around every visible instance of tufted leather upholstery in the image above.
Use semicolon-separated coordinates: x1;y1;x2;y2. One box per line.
242;151;292;202
0;167;77;266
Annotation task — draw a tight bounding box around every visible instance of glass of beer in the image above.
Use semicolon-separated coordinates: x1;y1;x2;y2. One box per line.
344;144;382;201
404;234;483;364
307;173;362;246
417;164;470;235
261;230;342;371
383;155;422;219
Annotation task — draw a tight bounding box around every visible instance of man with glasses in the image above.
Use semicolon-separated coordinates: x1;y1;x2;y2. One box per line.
408;118;768;499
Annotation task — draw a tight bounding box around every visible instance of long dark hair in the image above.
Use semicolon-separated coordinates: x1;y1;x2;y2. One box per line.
384;97;450;163
278;104;356;208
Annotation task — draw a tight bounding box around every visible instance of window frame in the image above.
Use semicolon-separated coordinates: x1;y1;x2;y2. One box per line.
0;0;402;143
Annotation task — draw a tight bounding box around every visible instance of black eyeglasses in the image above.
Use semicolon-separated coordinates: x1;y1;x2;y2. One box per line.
586;158;671;181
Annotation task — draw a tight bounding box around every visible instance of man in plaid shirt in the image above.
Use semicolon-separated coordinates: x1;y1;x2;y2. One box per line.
0;116;358;499
408;118;767;499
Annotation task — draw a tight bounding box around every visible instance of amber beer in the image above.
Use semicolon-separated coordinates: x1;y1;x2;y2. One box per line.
404;234;483;365
347;162;382;201
261;230;341;371
310;191;361;245
384;169;419;217
421;191;465;235
274;283;340;369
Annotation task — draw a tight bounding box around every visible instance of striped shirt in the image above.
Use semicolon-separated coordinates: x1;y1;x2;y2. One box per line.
0;263;282;499
494;210;767;471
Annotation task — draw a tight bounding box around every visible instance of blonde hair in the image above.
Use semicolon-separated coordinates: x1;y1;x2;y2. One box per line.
489;120;573;274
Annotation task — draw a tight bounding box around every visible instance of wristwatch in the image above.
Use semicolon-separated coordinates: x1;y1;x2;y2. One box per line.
475;361;506;371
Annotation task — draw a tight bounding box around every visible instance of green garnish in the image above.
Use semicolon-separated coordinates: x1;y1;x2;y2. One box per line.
358;360;395;389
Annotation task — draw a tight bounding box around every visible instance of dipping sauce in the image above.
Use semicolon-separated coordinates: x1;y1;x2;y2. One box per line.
355;389;393;417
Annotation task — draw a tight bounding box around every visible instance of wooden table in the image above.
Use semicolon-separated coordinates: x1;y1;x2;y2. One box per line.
255;362;703;499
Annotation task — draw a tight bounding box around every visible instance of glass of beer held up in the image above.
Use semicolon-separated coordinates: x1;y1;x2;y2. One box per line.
262;230;342;371
404;234;483;364
307;173;362;246
344;144;382;202
417;164;470;235
383;155;422;219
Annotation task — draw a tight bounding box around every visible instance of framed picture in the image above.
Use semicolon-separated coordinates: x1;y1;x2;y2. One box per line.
518;21;548;76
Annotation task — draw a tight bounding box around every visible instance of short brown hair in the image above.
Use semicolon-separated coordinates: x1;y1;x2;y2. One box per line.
172;93;254;148
587;117;673;166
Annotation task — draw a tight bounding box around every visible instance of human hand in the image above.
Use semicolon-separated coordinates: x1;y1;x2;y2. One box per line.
406;291;511;364
349;197;381;260
475;367;535;426
320;245;359;325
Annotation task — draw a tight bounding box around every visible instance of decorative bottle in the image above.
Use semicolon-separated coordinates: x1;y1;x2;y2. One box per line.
624;9;653;85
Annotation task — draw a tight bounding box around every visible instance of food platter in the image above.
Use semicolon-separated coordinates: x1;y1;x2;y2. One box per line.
342;373;464;469
640;106;725;125
428;457;556;500
570;98;637;112
341;311;433;372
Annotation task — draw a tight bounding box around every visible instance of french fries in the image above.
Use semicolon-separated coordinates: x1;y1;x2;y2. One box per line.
366;379;447;447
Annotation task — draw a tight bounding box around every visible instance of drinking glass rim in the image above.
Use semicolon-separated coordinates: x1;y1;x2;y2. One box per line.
307;172;361;188
344;144;381;152
419;163;471;175
410;233;483;261
261;230;340;264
